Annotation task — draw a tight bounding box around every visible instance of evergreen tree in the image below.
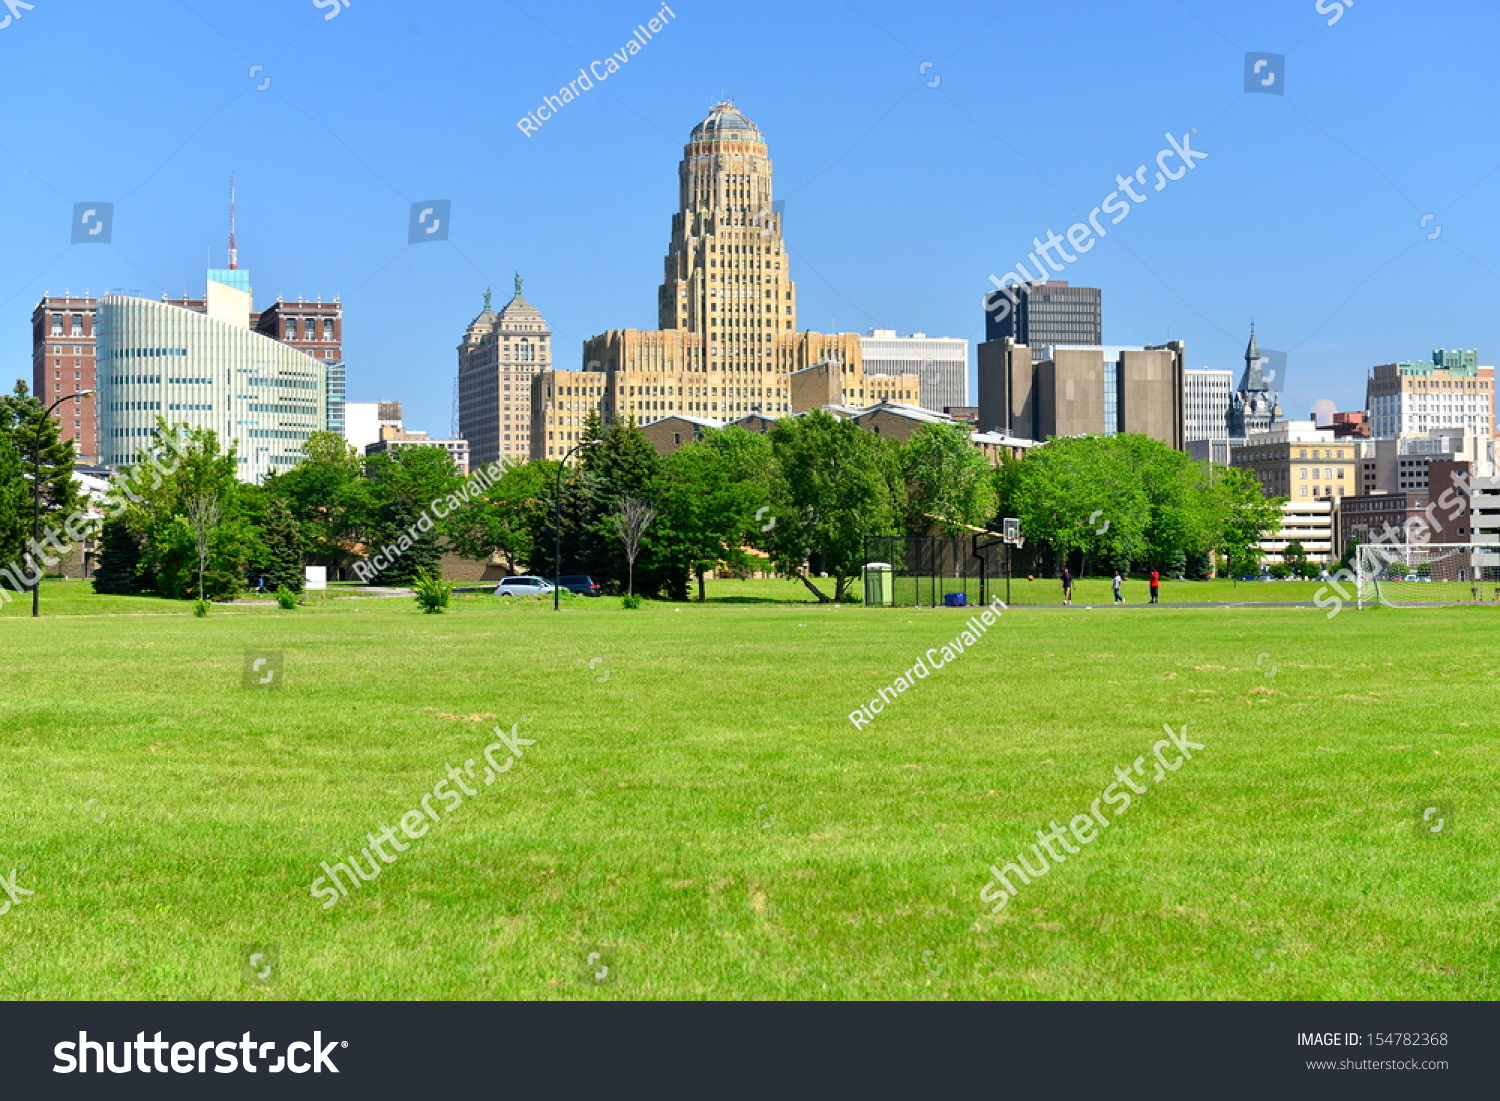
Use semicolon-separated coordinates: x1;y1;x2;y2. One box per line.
92;518;150;595
0;381;82;583
250;498;307;593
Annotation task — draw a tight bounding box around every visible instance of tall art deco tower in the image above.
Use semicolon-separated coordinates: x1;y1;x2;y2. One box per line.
531;103;919;460
656;103;795;370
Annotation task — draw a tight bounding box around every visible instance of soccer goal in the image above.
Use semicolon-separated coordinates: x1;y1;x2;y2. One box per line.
1356;543;1500;606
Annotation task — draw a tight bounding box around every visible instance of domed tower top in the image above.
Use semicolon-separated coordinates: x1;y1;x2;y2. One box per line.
689;102;761;142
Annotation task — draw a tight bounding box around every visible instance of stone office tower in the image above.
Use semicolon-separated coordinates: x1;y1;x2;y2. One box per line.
533;103;918;459
458;277;552;466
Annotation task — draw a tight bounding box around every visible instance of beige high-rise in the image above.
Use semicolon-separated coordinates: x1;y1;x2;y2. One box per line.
533;103;918;459
459;278;552;466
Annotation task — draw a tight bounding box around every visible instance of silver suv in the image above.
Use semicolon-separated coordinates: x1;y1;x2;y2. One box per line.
494;576;555;597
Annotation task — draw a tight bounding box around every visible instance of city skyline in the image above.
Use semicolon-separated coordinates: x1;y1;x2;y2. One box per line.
2;0;1498;439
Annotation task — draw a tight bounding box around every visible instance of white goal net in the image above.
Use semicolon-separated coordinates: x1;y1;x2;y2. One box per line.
1356;543;1500;606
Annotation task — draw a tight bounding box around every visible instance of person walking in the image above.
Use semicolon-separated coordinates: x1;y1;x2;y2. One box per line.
1149;568;1160;604
1061;567;1074;606
1112;569;1123;604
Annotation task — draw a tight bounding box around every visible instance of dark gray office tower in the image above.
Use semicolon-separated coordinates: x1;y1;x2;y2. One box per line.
983;281;1101;358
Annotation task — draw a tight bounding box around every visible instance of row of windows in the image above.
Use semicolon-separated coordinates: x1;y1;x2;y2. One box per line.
283;319;337;340
248;377;319;390
168;403;213;411
167;378;214;385
111;347;188;358
248;403;318;415
108;401;160;411
50;314;86;336
247;429;312;440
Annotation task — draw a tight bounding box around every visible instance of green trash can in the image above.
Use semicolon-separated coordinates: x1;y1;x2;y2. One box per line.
863;562;893;607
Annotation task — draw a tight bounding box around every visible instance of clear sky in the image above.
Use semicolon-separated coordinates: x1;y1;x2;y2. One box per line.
2;0;1497;435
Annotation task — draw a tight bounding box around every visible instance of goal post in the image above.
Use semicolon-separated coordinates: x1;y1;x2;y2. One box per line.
1355;543;1500;606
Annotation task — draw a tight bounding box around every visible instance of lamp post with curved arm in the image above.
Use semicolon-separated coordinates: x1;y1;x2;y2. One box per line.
554;439;600;611
31;390;94;618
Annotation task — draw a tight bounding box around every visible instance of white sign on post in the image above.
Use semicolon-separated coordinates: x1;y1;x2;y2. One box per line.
305;566;328;591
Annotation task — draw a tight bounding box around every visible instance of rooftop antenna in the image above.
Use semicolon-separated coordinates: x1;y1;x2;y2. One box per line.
228;172;239;270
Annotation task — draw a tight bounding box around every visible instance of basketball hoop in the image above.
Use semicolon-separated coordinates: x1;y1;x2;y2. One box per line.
1002;518;1023;548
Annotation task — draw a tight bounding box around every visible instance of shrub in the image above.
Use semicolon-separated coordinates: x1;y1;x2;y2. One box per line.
413;572;454;614
621;593;643;609
274;587;298;609
1269;563;1292;580
192;598;210;618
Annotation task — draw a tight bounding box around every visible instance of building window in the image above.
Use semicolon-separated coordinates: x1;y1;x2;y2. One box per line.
1300;486;1308;497
71;314;83;336
323;319;335;342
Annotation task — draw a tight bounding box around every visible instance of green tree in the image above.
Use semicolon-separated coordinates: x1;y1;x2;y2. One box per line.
119;422;257;600
763;409;902;602
92;518;151;595
899;423;998;536
652;427;775;601
570;417;668;594
360;446;462;585
1212;467;1283;578
444;459;552;574
247;496;307;593
0;381;82;585
1007;435;1150;572
263;431;368;565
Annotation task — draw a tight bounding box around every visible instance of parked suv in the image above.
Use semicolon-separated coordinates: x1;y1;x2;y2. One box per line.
554;575;603;597
494;576;555;597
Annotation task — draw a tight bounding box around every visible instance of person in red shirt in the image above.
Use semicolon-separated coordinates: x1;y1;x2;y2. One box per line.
1149;569;1160;604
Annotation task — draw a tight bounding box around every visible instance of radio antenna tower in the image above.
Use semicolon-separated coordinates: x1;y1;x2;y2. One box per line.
228;172;239;270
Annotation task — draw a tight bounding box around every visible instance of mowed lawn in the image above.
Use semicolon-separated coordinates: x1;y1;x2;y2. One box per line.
0;583;1496;1000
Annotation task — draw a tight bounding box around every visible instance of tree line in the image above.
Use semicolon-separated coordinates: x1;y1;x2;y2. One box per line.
2;397;1286;603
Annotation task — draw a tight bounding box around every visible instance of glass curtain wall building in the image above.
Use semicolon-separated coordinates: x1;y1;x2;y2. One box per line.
97;293;327;482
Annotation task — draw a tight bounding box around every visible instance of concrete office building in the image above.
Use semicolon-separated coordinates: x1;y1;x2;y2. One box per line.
860;329;968;413
533;103;918;460
97;266;328;482
1184;368;1233;443
458;278;552;466
1366;349;1494;438
977;337;1185;448
1259;499;1335;566
1354;429;1494;497
983;281;1101;356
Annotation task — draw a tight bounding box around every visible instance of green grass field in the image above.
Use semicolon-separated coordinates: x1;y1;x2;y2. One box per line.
1;579;1495;1000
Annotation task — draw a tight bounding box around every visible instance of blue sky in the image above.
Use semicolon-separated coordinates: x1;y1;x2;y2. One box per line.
2;0;1497;435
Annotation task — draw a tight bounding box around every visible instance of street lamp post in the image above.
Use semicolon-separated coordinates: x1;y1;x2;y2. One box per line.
554;440;600;611
31;390;94;618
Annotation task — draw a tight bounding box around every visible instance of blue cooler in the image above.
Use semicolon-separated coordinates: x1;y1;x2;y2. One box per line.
943;592;967;608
